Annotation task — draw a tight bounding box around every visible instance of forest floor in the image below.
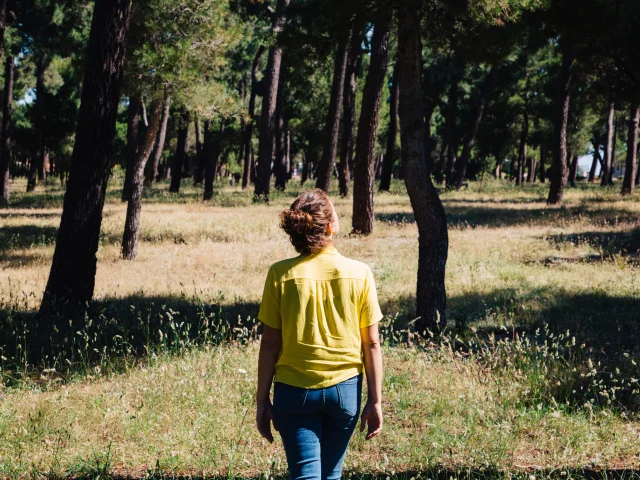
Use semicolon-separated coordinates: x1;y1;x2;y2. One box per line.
1;177;640;479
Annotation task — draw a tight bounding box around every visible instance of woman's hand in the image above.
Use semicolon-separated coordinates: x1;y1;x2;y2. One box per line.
256;400;278;443
360;401;382;440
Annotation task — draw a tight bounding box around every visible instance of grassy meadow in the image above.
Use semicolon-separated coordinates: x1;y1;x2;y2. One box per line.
1;176;640;479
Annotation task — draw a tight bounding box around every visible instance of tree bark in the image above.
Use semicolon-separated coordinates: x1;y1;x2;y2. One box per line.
0;55;14;207
27;54;48;192
609;120;618;185
588;140;599;182
338;33;361;198
122;95;140;201
397;3;448;335
527;156;537;183
254;0;289;202
169;108;189;193
315;32;350;192
516;110;529;186
452;65;497;190
121;97;163;260
443;67;462;186
274;72;288;191
568;151;578;187
621;105;640;195
539;144;546;183
41;0;133;312
193;114;205;185
379;61;400;192
352;12;392;235
204;121;224;201
144;91;170;186
601;102;615;186
242;46;265;190
547;49;574;205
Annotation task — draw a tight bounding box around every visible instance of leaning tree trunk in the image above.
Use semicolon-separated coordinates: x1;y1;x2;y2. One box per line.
122;95;140;200
242;45;265;189
204;121;224;201
516;109;529;186
397;2;448;335
621;105;640;195
601;102;615;186
121;98;163;260
274;72;288;191
352;12;392;235
254;0;289;201
338;33;361;198
316;31;351;193
547;49;574;205
0;55;14;206
452;65;497;190
169;108;189;193
144;91;170;186
379;61;399;192
40;0;133;313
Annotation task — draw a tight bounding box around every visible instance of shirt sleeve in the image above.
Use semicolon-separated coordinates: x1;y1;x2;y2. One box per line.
360;266;383;329
258;266;282;329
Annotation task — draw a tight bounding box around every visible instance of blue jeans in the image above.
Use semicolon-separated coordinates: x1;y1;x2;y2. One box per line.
273;374;362;480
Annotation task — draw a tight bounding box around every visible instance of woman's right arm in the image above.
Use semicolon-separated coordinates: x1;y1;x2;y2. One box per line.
360;323;383;440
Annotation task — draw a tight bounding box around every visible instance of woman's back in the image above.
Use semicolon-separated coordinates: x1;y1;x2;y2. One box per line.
259;246;382;389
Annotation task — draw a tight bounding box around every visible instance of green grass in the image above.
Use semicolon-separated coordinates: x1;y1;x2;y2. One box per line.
0;177;639;478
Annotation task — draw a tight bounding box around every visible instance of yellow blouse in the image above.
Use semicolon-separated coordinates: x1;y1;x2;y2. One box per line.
258;246;383;389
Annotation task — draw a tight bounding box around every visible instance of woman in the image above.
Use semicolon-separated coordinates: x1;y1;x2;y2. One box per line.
256;189;383;480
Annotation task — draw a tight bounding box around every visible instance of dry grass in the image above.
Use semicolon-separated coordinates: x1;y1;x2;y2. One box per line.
0;177;640;478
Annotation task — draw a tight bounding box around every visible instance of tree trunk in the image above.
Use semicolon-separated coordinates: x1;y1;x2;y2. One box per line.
452;65;497;190
588;140;599;182
516;110;529;186
193;114;205;185
301;151;308;185
568;152;578;187
121;98;163;260
144;92;170;186
316;31;350;192
254;0;289;201
621;105;640;195
41;0;133;312
527;156;537;183
609;120;618;184
27;55;48;192
601;102;615;186
435;139;447;184
547;49;574;205
122;95;141;200
274;72;288;191
379;61;400;192
443;67;462;186
204;121;224;201
169;108;189;193
0;55;14;207
539;145;546;183
352;12;392;235
338;33;361;198
0;0;7;66
397;2;448;334
242;46;265;190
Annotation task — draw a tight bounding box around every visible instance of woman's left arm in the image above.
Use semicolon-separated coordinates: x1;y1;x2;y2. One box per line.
256;324;282;443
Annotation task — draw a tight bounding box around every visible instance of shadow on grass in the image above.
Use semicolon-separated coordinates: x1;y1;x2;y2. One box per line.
0;225;58;250
376;205;639;229
546;227;640;258
70;468;640;480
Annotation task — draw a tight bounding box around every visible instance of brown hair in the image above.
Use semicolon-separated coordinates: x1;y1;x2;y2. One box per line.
280;189;334;255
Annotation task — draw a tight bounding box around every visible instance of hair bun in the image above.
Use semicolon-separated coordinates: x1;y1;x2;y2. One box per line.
280;209;314;236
